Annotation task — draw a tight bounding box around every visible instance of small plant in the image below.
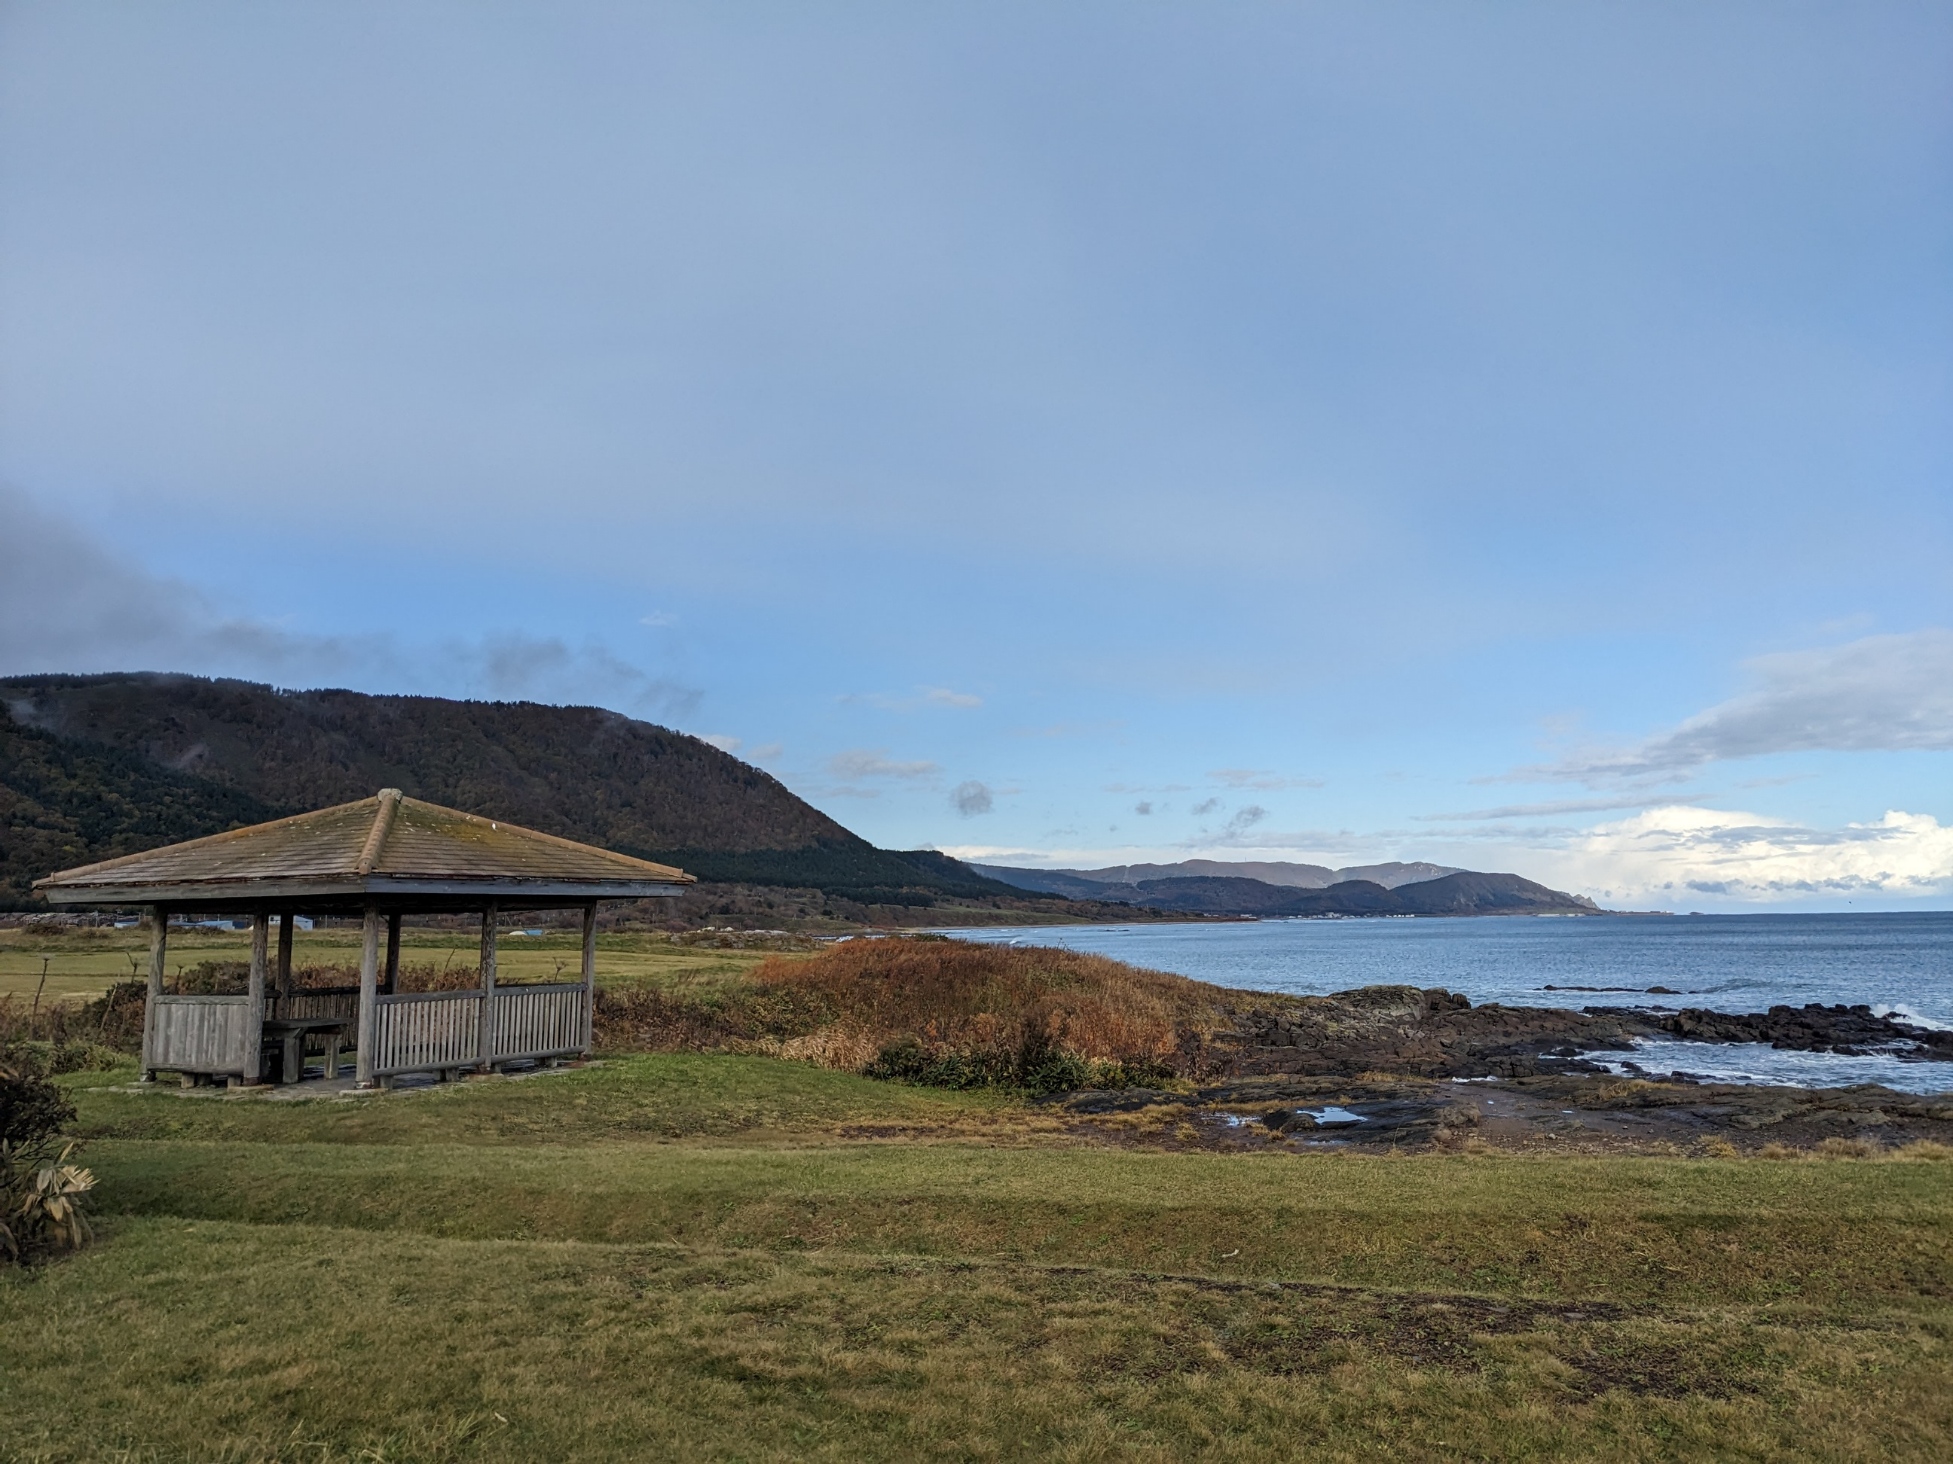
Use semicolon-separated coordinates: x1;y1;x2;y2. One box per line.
0;1063;94;1264
4;1143;95;1257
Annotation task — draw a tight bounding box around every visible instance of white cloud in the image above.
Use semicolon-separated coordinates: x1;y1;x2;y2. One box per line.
1416;795;1706;822
826;748;941;781
700;733;742;752
1551;805;1953;905
1538;630;1953;785
934;845;1045;862
1210;768;1323;790
847;686;983;712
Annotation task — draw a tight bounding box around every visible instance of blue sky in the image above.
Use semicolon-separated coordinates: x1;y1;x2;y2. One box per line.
3;1;1949;909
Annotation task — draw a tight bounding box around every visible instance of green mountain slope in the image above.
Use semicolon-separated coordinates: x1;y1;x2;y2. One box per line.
0;719;288;908
0;673;1015;909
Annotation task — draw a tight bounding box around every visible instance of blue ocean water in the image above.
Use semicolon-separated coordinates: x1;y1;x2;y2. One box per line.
943;913;1953;1092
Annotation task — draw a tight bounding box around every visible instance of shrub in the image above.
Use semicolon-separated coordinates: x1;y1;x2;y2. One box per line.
0;1064;74;1148
592;938;1223;1094
1;981;149;1066
747;937;1234;1088
0;1062;94;1264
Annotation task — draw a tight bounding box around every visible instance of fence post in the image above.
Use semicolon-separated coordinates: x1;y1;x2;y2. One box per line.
244;912;268;1084
141;905;167;1081
276;911;295;1005
478;902;499;1072
356;901;381;1087
581;902;598;1056
385;912;402;993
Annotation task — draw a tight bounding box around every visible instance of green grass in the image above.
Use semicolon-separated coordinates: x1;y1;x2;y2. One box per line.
5;1053;1952;1461
63;1053;1009;1146
0;927;792;1002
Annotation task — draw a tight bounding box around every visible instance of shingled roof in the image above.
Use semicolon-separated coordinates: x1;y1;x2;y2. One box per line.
33;789;694;908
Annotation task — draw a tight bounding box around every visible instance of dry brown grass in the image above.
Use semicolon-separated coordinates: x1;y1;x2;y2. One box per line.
594;937;1246;1088
751;937;1235;1063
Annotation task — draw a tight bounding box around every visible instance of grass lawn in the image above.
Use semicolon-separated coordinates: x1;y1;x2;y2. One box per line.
4;1054;1951;1461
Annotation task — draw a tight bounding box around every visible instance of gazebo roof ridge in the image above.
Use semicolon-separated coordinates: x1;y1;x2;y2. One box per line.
33;788;695;908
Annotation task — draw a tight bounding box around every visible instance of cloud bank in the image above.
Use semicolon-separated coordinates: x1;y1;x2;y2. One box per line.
0;485;698;720
1540;630;1953;785
0;482;366;679
827;749;941;782
1555;805;1953;906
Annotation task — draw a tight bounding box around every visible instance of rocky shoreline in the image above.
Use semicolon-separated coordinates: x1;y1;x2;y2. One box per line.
1589;1001;1953;1060
1214;984;1953;1082
1058;1069;1953;1154
1066;984;1953;1154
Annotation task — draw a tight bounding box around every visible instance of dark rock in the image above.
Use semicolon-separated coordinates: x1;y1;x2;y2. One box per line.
1582;1003;1953;1061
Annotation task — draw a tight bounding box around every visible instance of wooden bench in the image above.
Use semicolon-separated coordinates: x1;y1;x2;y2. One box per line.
261;1016;354;1084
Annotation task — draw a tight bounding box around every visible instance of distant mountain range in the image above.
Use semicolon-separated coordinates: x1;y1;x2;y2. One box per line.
972;861;1600;917
973;859;1463;897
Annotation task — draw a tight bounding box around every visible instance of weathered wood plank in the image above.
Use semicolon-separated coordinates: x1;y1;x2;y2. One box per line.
374;989;481;1074
245;912;268;1084
150;996;250;1072
276;911;295;997
581;902;597;1055
274;990;359;1022
384;912;402;994
487;984;588;1062
355;901;381;1086
477;903;498;1071
142;904;167;1080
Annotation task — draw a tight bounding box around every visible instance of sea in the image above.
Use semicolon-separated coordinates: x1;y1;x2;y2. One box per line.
942;912;1953;1093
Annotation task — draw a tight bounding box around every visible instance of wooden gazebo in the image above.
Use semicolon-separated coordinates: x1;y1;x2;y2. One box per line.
33;789;693;1088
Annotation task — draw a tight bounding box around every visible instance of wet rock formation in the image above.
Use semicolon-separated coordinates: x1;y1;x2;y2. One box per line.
1586;1002;1953;1060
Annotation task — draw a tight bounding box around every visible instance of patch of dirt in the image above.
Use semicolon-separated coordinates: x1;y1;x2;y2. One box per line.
1550;1330;1770;1399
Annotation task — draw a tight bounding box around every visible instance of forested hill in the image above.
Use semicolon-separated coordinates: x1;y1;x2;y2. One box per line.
0;673;1016;910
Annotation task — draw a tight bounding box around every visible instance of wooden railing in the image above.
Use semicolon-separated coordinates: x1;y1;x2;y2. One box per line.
271;988;360;1023
372;990;481;1076
359;984;594;1079
149;995;252;1074
488;983;588;1063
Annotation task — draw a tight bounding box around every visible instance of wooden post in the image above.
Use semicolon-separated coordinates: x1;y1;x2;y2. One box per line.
276;911;295;1002
580;902;598;1055
355;901;381;1087
477;902;499;1072
385;912;402;994
141;905;167;1082
244;912;268;1084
